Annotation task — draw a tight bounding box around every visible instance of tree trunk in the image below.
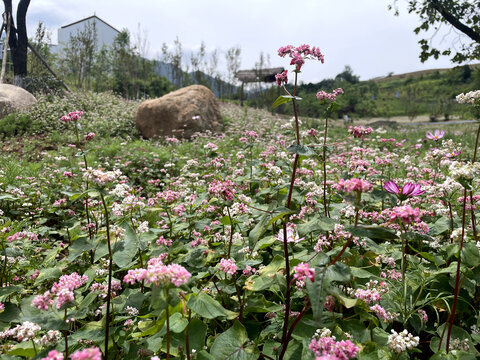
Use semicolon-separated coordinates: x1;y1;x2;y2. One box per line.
3;0;30;87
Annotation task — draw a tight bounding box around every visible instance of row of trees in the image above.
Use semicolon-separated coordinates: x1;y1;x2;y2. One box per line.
22;21;245;100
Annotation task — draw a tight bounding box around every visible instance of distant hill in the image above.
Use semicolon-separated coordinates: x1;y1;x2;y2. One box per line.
371;63;480;83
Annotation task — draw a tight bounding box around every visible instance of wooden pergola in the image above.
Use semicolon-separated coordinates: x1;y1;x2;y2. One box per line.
235;67;284;105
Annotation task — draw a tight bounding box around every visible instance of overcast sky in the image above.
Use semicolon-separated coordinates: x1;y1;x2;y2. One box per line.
26;0;471;84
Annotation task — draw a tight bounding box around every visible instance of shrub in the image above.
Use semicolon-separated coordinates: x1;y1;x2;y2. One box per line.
0;113;33;138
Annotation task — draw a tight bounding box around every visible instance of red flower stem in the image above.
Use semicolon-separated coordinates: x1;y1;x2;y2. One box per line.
100;193;113;358
469;191;477;241
280;301;311;358
445;188;468;353
226;206;234;258
322;116;329;217
185;310;191;360
165;288;171;360
329;196;360;266
279;71;300;360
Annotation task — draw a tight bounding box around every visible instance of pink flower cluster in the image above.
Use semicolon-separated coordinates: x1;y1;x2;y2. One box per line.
218;258;237;275
60;110;83;123
275;70;288;86
7;231;38;243
309;336;358;360
389;205;422;224
84;132;95;141
123;256;191;287
333;178;373;194
70;347;102;360
278;44;324;72
293;262;315;287
83;168;121;186
208;178;236;201
32;272;88;310
41;350;64;360
316;88;344;101
348;126;373;139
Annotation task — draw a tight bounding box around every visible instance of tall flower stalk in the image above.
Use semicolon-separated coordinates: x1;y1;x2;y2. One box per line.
273;44;344;359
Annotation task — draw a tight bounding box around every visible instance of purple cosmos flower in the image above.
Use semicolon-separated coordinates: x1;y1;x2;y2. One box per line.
384;180;425;201
425;129;445;141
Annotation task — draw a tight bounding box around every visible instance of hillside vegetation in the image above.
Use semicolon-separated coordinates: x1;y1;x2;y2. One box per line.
250;64;480;121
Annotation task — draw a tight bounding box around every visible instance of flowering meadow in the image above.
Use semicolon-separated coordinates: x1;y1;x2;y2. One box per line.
1;46;480;360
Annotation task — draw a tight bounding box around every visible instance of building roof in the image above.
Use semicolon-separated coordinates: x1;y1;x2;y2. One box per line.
236;67;284;83
61;15;120;34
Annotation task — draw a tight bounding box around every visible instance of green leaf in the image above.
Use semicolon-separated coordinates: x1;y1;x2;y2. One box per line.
248;207;295;245
462;242;480;268
286;144;317;157
220;215;232;226
253;236;276;251
306;267;326;324
0;302;20;322
68;236;95;262
258;254;285;275
35;267;63;285
210;321;259;360
7;341;36;357
0;286;22;298
187;292;238;320
429;217;451;236
272;95;298;109
247;273;286;292
169;312;188;333
297;217;336;236
346;225;398;241
325;262;351;283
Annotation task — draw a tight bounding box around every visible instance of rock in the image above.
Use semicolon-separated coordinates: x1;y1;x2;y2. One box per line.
0;84;37;118
135;85;223;139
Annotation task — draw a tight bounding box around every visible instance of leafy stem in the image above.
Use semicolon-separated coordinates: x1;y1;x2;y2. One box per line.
100;192;113;357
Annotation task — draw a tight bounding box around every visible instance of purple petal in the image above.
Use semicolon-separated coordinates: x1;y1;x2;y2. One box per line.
384;180;400;194
402;183;415;196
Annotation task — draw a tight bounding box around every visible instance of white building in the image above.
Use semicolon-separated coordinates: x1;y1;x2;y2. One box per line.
56;15;120;54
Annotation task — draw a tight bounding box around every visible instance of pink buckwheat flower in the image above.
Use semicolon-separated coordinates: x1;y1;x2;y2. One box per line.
348;126;373;139
84;132;95;141
208;178;236;201
389;205;422;224
70;347;102;360
41;350;64;360
277;44;324;72
122;256;191;287
309;330;358;360
334;178;372;194
316;88;344;101
293;262;315;285
218;258;237;275
275;70;288;86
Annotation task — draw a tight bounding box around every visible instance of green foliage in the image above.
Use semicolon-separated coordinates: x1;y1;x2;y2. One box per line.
0;113;32;138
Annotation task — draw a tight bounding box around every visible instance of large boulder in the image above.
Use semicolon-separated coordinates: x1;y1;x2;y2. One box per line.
0;84;37;118
135;85;223;139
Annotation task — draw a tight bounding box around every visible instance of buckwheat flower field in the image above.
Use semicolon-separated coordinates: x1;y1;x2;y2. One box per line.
1;46;480;360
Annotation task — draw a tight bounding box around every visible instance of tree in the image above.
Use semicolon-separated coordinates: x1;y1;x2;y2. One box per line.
225;46;241;98
28;21;52;78
111;29;137;98
391;0;480;63
335;65;359;84
2;0;30;86
58;20;97;90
